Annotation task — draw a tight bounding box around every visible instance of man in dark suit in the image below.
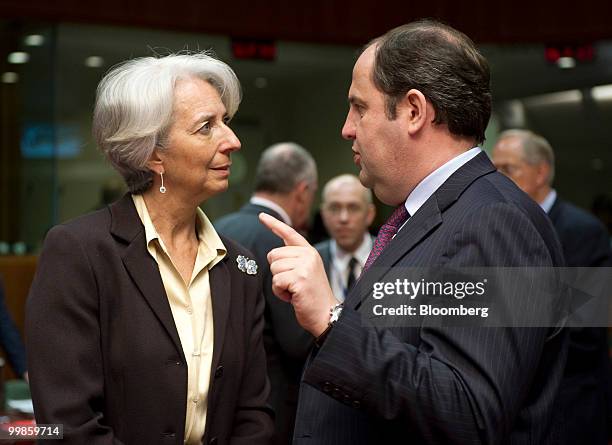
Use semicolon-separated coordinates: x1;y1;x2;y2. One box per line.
493;129;612;444
215;142;317;444
315;174;375;302
259;20;569;444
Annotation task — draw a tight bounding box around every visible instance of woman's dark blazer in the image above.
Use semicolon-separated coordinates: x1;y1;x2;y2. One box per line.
25;194;273;445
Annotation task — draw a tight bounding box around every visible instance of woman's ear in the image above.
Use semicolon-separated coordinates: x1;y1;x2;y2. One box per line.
146;148;164;174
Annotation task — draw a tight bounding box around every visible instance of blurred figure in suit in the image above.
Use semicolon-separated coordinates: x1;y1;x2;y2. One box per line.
493;129;612;445
591;193;612;242
0;276;27;380
215;142;317;444
315;174;375;302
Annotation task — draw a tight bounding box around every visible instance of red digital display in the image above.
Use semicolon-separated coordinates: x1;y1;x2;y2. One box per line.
231;39;276;61
545;44;594;63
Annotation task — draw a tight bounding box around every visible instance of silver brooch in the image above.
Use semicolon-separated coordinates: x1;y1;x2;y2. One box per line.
236;255;258;275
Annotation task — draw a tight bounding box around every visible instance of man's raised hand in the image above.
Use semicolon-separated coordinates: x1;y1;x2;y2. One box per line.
259;213;339;337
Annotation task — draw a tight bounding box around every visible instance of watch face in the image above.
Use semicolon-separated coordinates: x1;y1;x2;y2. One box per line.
330;305;344;323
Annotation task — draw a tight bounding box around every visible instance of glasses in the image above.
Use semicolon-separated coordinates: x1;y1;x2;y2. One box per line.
322;203;366;217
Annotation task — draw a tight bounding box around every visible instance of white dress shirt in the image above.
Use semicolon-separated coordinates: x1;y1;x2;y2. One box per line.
328;234;373;302
539;189;557;214
398;147;482;234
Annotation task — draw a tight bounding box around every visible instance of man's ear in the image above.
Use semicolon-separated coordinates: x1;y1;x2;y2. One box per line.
294;181;309;203
146;148;164;175
535;162;551;188
398;89;429;135
366;203;376;226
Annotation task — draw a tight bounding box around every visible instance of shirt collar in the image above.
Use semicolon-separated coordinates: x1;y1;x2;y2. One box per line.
249;196;292;226
330;233;373;268
131;194;226;269
539;189;557;214
404;147;482;217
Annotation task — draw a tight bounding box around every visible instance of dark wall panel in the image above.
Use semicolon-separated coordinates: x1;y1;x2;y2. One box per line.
1;0;611;45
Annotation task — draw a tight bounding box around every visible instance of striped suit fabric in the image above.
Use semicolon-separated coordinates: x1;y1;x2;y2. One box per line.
293;152;568;444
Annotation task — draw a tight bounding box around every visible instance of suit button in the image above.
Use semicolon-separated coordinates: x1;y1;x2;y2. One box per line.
343;394;351;404
214;365;224;378
332;388;342;399
352;400;361;409
209;437;218;445
322;382;332;393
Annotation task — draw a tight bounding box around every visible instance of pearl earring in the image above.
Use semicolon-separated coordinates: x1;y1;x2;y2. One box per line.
159;172;167;194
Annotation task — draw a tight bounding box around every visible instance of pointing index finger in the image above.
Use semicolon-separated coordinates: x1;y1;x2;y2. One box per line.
258;212;309;247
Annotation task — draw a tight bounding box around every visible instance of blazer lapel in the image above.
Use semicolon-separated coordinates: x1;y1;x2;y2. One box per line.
110;194;185;362
209;258;231;371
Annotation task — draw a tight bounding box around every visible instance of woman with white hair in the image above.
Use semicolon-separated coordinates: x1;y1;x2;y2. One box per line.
26;52;273;445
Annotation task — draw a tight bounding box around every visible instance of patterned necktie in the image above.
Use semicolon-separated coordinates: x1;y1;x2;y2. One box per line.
363;204;409;272
346;257;358;292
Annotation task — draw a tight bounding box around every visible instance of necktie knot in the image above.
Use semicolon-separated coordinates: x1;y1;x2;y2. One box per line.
363;204;410;272
386;204;409;229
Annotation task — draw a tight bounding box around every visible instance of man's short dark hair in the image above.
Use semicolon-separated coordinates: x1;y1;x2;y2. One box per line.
371;19;491;144
254;142;317;194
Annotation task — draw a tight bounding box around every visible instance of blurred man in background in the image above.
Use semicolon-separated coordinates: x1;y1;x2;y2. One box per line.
493;129;612;444
215;142;317;444
316;174;375;302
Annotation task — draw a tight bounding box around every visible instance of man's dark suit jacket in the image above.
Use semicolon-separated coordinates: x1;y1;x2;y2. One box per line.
315;240;334;284
26;194;273;445
216;203;312;445
293;152;568;444
548;197;612;444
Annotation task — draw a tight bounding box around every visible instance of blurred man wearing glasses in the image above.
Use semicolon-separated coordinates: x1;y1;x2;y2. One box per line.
316;175;375;302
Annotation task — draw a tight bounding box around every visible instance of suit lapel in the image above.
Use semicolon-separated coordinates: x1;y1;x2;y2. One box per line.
547;197;561;225
322;241;332;278
209;258;231;370
110;194;185;362
346;151;496;310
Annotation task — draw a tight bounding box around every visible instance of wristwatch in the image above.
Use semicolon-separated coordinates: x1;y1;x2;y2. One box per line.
315;302;344;348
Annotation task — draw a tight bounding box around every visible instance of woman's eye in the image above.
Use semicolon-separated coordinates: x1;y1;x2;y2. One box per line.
199;122;211;134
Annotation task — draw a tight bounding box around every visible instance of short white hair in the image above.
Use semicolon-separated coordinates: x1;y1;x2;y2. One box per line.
498;129;555;185
93;51;242;193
